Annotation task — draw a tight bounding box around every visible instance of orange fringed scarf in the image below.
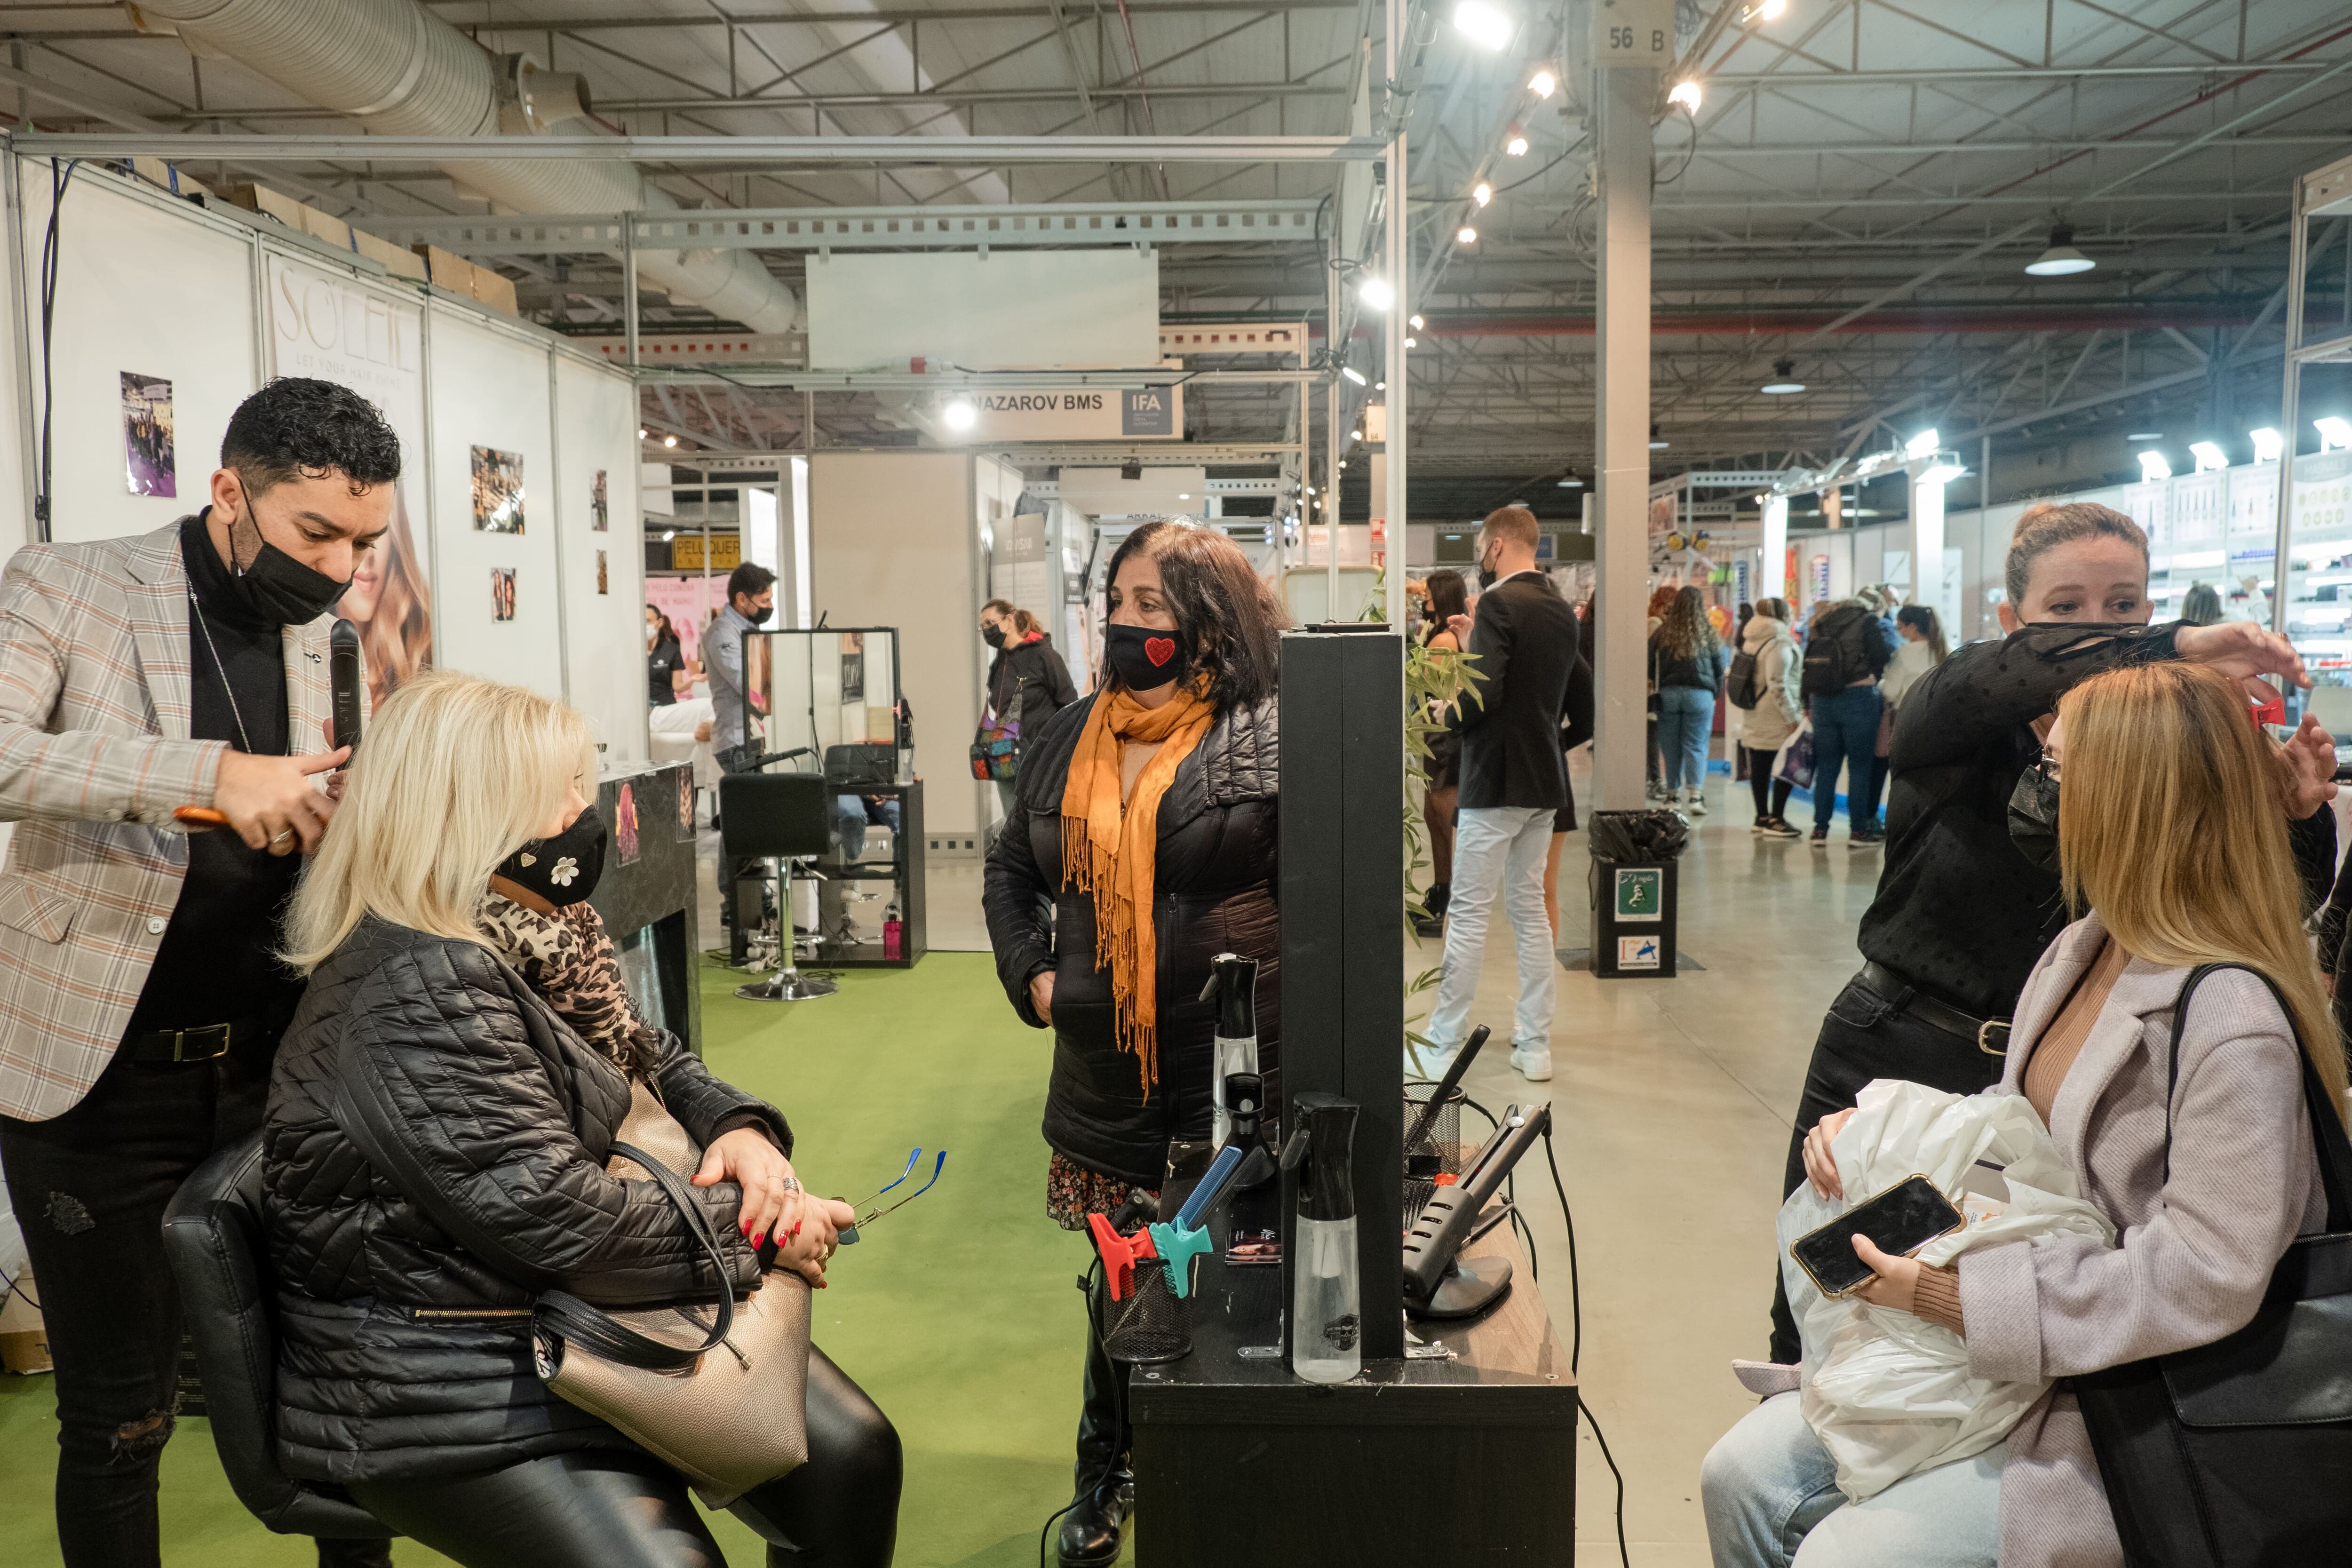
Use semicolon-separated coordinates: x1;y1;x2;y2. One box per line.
1059;682;1218;1091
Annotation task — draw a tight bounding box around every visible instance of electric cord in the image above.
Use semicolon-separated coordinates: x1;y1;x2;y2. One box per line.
1542;1125;1629;1568
1039;1258;1128;1568
35;158;82;545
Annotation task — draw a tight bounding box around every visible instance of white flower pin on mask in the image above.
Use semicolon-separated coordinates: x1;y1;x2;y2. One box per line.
551;857;579;886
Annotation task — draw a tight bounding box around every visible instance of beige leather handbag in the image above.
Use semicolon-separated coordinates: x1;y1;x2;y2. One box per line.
532;1083;813;1505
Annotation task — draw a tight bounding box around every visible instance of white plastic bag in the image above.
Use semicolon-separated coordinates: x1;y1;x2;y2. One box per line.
1778;1078;2114;1503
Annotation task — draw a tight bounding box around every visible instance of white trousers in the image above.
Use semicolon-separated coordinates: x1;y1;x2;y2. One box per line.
1426;805;1557;1053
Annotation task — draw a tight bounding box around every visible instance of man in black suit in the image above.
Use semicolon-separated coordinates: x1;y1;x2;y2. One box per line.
1426;505;1581;1083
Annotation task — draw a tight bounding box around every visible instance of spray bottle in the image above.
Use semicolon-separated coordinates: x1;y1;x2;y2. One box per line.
1203;953;1260;1148
1282;1095;1361;1385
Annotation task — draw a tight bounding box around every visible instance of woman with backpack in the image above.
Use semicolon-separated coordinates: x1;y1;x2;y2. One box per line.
1730;597;1804;838
1650;586;1732;815
1802;589;1899;847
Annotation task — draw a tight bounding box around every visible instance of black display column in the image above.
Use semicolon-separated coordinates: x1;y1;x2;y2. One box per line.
1278;626;1406;1363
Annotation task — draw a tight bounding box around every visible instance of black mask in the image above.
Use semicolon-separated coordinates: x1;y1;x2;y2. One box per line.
496;806;607;907
741;602;773;626
1104;621;1183;691
1477;547;1501;591
983;625;1007;649
222;506;351;625
2007;758;2061;874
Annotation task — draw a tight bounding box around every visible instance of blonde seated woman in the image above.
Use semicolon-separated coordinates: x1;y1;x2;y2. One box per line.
1703;661;2343;1568
261;671;900;1568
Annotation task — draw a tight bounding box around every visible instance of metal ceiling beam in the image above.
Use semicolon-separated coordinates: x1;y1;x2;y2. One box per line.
353;199;1325;254
8;131;1388;163
1702;61;2352;84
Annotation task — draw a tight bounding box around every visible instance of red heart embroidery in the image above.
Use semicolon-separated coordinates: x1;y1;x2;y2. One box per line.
1144;636;1177;667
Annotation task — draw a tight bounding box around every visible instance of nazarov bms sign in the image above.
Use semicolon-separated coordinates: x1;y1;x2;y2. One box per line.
960;381;1184;442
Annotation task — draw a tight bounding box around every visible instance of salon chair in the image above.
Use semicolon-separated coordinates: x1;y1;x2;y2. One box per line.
158;1133;397;1542
720;770;839;1002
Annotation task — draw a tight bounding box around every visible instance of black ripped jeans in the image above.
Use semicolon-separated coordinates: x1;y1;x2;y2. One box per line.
0;1040;386;1568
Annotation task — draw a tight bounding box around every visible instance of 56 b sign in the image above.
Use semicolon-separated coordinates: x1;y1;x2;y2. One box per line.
1592;0;1673;62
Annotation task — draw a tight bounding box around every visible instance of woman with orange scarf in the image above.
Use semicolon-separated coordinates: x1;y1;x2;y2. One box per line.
983;521;1286;1568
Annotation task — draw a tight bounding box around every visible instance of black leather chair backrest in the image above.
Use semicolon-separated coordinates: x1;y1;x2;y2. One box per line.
719;771;834;861
159;1132;393;1540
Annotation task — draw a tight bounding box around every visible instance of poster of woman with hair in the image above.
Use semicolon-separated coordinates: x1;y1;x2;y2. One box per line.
335;486;435;712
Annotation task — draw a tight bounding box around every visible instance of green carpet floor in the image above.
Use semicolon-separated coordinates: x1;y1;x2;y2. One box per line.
0;954;1107;1567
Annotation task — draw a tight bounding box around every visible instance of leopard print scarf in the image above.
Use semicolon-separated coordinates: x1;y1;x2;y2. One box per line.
477;892;661;1078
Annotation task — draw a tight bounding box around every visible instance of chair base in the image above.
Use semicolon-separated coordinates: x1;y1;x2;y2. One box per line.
735;970;839;1002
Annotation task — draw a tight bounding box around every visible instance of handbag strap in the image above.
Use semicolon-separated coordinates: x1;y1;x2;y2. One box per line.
532;1141;738;1373
2165;963;2352;1235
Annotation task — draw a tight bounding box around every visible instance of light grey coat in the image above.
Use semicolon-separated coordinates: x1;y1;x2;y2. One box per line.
1734;614;1803;752
1958;912;2328;1568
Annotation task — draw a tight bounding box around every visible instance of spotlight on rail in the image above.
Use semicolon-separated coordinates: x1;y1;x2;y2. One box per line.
2189;441;2229;473
1358;275;1395;311
1504;124;1530;156
2137;449;2173;481
2250;427;2285;463
1667;80;1702;112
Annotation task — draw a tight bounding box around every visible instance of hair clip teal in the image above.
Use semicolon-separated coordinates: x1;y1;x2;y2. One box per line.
1148;1221;1214;1299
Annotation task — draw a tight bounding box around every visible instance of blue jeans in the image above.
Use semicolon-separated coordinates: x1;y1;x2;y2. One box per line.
1425;805;1557;1054
1701;1393;2002;1568
1657;685;1716;792
1808;685;1884;833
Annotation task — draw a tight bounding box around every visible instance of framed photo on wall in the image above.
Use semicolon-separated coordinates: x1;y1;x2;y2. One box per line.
121;373;176;497
491;567;516;622
471;446;524;532
591;468;609;531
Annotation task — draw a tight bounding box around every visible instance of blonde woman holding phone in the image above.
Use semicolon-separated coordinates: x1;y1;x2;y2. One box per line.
1706;661;2342;1568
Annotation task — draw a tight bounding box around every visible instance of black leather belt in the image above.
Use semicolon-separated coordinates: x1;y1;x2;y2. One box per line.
1859;961;2010;1057
124;1012;275;1064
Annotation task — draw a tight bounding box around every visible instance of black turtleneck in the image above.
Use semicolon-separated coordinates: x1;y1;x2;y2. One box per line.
120;513;304;1041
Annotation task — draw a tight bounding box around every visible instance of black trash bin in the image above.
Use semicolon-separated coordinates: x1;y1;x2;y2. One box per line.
1587;809;1688;978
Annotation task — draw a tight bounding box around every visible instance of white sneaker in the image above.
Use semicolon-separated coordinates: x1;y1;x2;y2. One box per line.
1412;1041;1457;1079
1685;788;1708;816
1509;1046;1553;1082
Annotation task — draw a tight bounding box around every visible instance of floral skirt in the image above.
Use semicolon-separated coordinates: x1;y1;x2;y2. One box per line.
1046;1152;1159;1233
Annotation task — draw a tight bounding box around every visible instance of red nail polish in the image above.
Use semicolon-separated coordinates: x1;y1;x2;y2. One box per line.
751;1233;764;1249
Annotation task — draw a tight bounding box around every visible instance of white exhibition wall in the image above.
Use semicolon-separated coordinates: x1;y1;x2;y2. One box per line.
3;159;646;761
809;451;989;839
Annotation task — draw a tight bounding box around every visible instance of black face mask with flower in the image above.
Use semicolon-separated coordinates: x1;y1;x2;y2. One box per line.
496;805;608;907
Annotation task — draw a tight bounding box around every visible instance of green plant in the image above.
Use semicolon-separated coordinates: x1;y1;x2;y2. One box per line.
1395;595;1481;1074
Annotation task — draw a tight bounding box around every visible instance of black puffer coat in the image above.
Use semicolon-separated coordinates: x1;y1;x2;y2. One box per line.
262;917;788;1484
983;692;1279;1185
985;633;1080;743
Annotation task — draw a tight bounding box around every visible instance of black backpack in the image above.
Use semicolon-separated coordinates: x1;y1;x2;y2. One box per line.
1726;647;1764;710
1801;605;1882;700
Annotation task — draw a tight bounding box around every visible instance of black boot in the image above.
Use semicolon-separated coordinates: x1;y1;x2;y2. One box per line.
1063;1298;1134;1568
1412;881;1449;938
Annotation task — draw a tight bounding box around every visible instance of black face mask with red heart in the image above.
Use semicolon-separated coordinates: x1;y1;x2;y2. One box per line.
1104;621;1184;692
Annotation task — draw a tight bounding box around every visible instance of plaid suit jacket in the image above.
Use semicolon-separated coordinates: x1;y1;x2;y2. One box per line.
0;521;334;1121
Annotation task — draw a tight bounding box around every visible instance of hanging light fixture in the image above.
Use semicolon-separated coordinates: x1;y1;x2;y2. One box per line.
663;434;678;448
1528;68;1557;98
1759;357;1805;395
1341;364;1367;386
2025;222;2095;277
1648;425;1669;450
1357;275;1395;311
1667;80;1702;112
1409;314;1425;331
1503;123;1529;156
1471;181;1492;207
1456;225;1478;245
1451;0;1513;51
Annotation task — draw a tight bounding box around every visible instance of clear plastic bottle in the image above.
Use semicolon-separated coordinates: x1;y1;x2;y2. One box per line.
1287;1098;1361;1385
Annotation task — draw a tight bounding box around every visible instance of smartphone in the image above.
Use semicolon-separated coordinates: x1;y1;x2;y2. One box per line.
1790;1174;1965;1298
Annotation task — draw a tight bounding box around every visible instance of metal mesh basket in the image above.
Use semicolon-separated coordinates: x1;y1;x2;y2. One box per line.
1403;1080;1466;1223
1100;1258;1194;1365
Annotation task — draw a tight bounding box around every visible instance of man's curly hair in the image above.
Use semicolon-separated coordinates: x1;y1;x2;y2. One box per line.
220;377;402;496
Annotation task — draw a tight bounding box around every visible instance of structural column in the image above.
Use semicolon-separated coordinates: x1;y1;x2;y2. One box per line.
1383;0;1409;633
1759;494;1788;604
1592;62;1656;812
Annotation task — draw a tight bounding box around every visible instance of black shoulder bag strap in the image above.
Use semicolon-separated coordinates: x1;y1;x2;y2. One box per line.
319;1032;738;1373
2165;965;2352;1235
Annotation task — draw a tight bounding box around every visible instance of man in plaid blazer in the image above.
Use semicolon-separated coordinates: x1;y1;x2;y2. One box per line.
0;378;399;1568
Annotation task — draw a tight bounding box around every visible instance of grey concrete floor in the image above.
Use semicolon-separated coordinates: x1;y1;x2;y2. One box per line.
1433;756;1882;1566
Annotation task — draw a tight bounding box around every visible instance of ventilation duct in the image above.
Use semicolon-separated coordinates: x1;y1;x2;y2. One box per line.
136;0;803;333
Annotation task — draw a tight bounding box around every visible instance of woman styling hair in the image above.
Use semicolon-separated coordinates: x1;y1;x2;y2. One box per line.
263;671;901;1568
982;520;1287;1568
1710;661;2344;1567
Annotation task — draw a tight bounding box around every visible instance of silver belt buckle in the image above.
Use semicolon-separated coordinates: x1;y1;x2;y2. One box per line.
1977;1018;2010;1057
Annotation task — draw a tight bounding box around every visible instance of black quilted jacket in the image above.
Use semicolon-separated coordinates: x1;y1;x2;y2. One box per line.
262;917;789;1484
983;692;1279;1185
